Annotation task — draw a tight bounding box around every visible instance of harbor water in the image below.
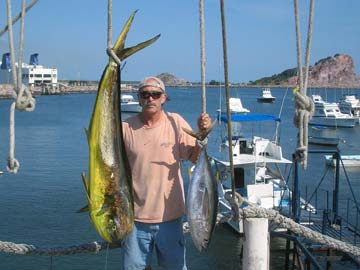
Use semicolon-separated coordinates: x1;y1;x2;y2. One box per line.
0;87;360;269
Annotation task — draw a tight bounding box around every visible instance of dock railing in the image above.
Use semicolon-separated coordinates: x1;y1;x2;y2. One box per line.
291;148;360;249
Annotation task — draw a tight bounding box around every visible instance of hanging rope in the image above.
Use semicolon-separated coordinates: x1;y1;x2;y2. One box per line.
292;0;315;169
219;0;240;222
5;0;37;174
0;0;39;37
199;0;206;113
105;0;121;66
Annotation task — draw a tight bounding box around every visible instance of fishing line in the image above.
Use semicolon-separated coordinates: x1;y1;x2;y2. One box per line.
49;255;53;270
104;242;110;270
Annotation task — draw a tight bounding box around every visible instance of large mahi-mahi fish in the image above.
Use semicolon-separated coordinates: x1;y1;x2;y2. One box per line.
80;11;160;243
184;126;219;252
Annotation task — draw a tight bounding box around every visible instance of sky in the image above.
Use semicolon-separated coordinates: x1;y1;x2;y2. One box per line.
0;0;359;83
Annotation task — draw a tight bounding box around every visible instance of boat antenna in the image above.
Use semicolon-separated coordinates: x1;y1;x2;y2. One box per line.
4;0;38;174
292;0;315;169
276;87;289;144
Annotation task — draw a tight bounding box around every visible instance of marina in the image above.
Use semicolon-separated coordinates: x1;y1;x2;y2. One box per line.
1;87;360;269
1;1;360;269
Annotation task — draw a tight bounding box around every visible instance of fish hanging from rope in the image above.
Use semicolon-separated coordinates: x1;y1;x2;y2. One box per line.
183;124;219;252
79;11;160;243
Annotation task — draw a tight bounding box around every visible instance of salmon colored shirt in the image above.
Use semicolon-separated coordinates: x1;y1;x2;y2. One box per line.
122;111;196;223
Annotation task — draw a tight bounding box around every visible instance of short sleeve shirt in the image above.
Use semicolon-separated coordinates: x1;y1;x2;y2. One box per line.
122;111;196;223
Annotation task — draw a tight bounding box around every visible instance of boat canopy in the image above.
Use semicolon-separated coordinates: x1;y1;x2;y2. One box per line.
220;113;280;123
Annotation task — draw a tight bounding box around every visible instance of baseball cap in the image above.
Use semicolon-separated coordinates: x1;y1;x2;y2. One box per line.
138;76;165;92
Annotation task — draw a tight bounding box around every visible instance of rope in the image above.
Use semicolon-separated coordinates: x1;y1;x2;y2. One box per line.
292;0;315;169
7;102;19;173
199;0;206;113
219;0;238;212
0;0;39;37
217;206;360;257
2;205;360;257
106;0;121;66
5;0;37;174
0;240;119;256
241;207;360;257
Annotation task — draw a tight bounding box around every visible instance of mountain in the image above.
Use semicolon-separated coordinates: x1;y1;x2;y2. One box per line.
157;73;187;86
250;54;360;88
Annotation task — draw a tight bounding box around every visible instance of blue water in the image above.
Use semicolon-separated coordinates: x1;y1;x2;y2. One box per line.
0;87;359;269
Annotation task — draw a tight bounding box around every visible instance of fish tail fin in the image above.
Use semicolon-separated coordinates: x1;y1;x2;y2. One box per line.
118;34;161;61
112;10;161;62
113;10;138;53
182;120;217;141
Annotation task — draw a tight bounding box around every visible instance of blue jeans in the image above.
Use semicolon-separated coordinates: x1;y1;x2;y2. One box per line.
121;218;187;270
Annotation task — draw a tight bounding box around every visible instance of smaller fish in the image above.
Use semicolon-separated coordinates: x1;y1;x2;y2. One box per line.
184;124;218;252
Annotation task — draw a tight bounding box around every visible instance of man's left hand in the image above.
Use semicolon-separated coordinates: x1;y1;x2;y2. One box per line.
197;113;211;131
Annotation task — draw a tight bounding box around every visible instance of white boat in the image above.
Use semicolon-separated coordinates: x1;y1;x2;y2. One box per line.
209;113;315;233
229;97;250;113
120;94;141;113
217;97;250;114
339;95;360;124
257;88;276;103
309;95;356;128
325;155;360;167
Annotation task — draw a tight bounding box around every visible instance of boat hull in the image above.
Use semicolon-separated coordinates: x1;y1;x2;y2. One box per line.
120;102;142;113
257;97;275;103
308;136;340;146
309;117;356;128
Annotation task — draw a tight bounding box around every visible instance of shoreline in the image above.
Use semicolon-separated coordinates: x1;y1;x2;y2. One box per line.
1;84;359;100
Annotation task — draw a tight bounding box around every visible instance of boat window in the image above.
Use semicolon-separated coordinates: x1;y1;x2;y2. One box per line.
234;167;244;189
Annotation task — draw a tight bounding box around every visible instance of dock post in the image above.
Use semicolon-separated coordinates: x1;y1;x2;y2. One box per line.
332;152;340;224
292;155;300;223
243;217;269;270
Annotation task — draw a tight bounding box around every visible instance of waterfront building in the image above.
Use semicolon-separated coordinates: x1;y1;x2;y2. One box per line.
0;53;57;88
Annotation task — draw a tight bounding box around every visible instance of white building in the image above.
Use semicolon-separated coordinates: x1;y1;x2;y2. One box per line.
0;53;57;87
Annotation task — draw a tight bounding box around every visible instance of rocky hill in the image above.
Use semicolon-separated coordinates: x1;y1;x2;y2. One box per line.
157;73;188;86
251;54;360;88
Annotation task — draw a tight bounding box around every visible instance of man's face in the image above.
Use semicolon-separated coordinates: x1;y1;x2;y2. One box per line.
138;86;166;113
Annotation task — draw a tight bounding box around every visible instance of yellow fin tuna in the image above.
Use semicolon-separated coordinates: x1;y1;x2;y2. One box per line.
81;11;160;243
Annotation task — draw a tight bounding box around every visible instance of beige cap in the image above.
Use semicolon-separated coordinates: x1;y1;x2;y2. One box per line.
138;76;165;92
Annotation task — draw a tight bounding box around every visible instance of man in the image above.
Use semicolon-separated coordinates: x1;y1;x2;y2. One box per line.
121;76;211;270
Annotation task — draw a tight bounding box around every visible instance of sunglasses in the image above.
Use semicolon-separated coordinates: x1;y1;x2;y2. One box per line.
138;91;164;99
